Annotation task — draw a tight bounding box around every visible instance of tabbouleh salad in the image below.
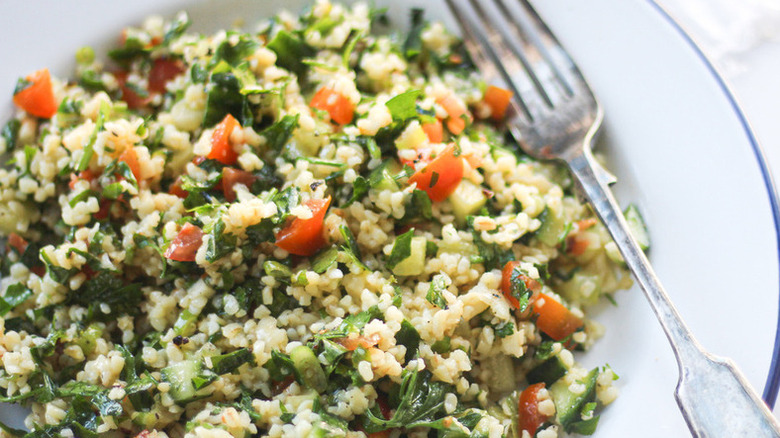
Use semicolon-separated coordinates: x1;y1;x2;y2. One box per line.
0;1;641;437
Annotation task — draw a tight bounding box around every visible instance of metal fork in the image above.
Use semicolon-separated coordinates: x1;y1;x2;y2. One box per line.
444;0;780;436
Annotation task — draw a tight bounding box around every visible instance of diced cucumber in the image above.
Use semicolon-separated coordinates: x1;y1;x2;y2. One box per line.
290;345;327;393
557;272;602;305
312;246;339;274
75;324;103;356
132;409;159;429
490;146;516;163
161;359;214;403
392;236;426;277
527;355;569;386
449;179;487;224
604;241;624;265
395;121;427;150
550;367;598;429
173;309;198;337
624;204;650;251
535;206;569;247
486;354;516;393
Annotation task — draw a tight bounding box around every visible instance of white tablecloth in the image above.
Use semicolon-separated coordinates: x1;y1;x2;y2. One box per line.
654;0;780;417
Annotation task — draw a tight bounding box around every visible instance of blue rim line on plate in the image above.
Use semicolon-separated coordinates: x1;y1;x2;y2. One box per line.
645;0;780;408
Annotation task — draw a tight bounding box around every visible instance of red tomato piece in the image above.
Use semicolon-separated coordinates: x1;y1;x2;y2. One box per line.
222;168;256;202
207;114;240;165
148;58;185;93
275;197;332;256
115;71;151;109
164;223;205;262
68;169;100;190
519;383;548;435
566;233;590;256
483;85;513;122
7;233;28;254
169;176;189;199
13;69;57;118
533;292;584;341
118;147;142;182
310;87;354;125
501;261;542;310
93;200;112;220
408;145;464;202
421;119;444;143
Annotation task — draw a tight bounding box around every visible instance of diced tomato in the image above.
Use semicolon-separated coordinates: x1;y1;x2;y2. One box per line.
577;218;598;231
134;431;151;438
192;156;206;166
336;333;381;351
408;144;463;202
446;117;466;136
271;375;296;395
483;85;513;122
115;71;152;109
7;233;28;254
275;197;332;256
164;223;204;262
533;292;584;341
500;261;542;310
519;383;548;435
566;233;590;256
207;114;240;165
421;119;443;143
222;168;256;202
147;58;185;93
310;86;354;125
169;176;189;199
13;69;57;118
118;147;142;182
436;93;470;135
93;200;112;220
68;169;100;190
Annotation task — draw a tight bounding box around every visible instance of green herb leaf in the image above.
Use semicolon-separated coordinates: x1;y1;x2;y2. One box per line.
205;218;237;262
402;9;425;59
387;229;415;270
0;283;32;316
261;114;300;151
210;348;254;375
267;30;315;76
394;320;421;363
425;274;448;309
385;89;421;121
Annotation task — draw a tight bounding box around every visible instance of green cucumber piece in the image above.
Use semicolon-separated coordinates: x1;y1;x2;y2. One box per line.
526;355;569;386
392;236;426;276
290;345;327;393
449;179;487;224
161;359;215;402
550;367;598;429
535;206;569;247
624;204;650;251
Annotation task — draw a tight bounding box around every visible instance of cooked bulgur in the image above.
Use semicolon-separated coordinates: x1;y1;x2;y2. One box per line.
0;1;637;437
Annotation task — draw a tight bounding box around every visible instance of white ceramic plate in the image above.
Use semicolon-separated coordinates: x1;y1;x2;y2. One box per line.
0;1;778;436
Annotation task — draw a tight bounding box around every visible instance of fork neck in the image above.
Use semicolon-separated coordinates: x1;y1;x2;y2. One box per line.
566;150;705;367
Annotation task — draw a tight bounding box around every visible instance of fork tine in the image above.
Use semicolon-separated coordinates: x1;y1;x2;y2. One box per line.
445;0;544;122
507;0;595;98
490;0;573;99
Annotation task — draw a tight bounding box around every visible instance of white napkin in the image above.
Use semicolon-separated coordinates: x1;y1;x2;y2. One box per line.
657;0;780;74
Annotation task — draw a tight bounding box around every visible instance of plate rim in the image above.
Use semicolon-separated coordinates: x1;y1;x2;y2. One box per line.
644;0;780;407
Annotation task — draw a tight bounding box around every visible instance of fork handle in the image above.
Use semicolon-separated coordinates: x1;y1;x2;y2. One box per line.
566;149;780;437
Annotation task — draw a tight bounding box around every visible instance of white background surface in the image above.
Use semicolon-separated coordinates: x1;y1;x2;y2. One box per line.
653;0;780;417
